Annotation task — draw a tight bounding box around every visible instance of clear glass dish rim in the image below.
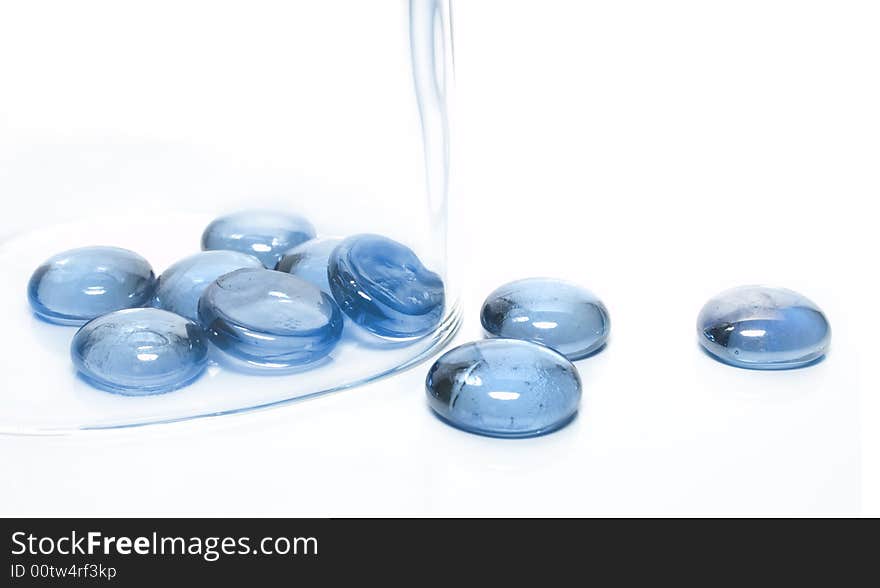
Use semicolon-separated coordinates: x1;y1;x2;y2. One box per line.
1;300;461;437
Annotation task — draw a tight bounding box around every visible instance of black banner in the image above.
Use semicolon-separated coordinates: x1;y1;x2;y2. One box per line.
0;518;871;585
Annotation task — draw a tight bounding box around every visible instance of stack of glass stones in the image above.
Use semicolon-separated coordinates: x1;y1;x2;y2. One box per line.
425;280;830;439
27;210;446;395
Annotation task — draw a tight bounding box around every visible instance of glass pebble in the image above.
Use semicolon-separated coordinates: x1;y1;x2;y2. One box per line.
328;234;444;338
275;237;342;293
481;278;610;360
198;268;343;369
697;285;831;369
426;339;582;438
201;210;317;268
152;250;263;321
28;246;156;326
71;308;208;395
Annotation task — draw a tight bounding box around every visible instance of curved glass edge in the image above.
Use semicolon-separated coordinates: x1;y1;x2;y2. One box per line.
1;1;459;437
0;300;462;436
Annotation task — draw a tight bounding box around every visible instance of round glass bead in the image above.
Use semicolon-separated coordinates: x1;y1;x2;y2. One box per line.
426;339;582;438
71;308;208;395
200;210;317;268
28;246;156;326
328;234;444;339
481;278;610;360
198;268;343;369
152;250;263;321
697;285;831;369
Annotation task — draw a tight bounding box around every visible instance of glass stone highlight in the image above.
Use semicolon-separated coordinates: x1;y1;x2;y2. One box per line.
275;237;342;293
328;234;444;339
28;246;156;326
71;308;208;395
152;250;263;321
697;285;831;369
426;339;582;438
198;268;343;369
481;278;610;360
201;210;317;268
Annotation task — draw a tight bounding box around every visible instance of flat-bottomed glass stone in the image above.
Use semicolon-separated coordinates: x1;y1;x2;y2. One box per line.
328;234;444;339
152;251;263;321
198;268;343;369
71;308;208;395
481;278;610;360
275;237;341;293
201;210;316;268
28;246;156;326
426;339;582;438
697;285;831;369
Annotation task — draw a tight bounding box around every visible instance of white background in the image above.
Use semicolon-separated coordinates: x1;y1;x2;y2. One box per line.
2;0;878;516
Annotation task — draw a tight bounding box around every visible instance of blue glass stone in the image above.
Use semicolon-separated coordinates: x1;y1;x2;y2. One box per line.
481;278;610;360
201;210;317;268
426;339;581;438
71;308;208;395
275;237;341;293
28;246;156;326
198;268;343;369
698;285;831;369
152;251;263;321
328;234;444;339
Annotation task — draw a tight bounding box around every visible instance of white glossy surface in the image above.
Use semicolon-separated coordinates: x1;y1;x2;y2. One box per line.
1;0;877;515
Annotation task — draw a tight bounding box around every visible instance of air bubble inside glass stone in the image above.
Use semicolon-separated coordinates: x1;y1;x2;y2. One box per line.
198;268;343;369
328;234;444;339
201;210;317;268
426;339;582;438
275;237;342;293
152;250;263;321
28;246;156;326
697;285;831;369
481;278;610;360
71;308;208;395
